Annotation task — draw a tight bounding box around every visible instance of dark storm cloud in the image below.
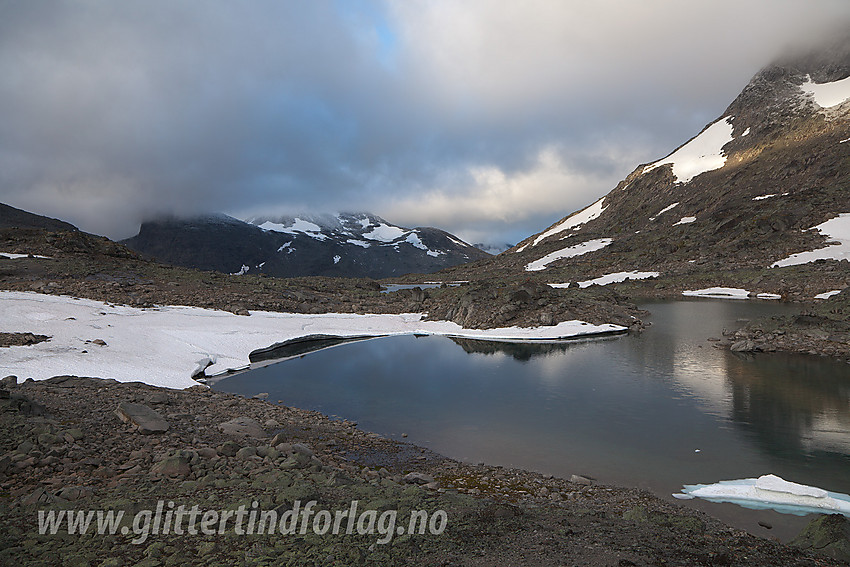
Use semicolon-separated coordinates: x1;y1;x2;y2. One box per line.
1;1;849;243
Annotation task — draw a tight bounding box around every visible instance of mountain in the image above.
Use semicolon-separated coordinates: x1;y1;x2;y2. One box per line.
0;203;78;232
448;37;850;298
121;212;490;279
473;242;515;255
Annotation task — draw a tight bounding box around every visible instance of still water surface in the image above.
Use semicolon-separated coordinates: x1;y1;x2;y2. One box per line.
214;300;850;537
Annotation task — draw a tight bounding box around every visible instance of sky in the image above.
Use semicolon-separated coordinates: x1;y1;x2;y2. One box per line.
1;1;849;246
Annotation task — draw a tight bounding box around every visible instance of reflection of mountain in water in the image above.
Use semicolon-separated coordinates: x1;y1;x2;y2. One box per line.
249;335;375;363
449;337;586;361
724;352;850;458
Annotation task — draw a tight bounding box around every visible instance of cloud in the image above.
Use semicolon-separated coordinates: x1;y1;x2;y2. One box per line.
0;1;848;241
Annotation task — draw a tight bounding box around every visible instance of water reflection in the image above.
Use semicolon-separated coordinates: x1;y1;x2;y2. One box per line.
214;300;850;536
723;351;850;457
447;336;619;361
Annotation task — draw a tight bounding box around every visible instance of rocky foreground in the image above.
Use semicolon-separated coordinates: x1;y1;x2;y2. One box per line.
1;375;848;567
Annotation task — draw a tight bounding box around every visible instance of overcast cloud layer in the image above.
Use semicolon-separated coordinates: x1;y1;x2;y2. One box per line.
1;1;849;245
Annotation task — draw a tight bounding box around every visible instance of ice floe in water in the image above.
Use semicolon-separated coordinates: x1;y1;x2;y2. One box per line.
675;474;850;517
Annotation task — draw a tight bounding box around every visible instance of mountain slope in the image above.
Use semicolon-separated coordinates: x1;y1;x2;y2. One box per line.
443;38;850;300
0;203;78;232
122;212;490;279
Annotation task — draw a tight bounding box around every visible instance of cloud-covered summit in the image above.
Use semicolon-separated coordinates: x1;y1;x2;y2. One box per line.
1;1;848;245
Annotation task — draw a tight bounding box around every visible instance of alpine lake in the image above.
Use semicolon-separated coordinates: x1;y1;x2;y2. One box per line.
212;299;850;541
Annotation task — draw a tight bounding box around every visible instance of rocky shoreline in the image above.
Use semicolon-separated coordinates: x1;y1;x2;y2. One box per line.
1;375;847;566
718;289;850;361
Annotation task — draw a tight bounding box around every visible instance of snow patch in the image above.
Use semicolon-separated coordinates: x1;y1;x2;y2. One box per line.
0;292;627;389
230;265;250;276
346;239;371;248
771;213;850;268
404;232;442;256
549;271;659;289
259;219;328;241
815;290;843;300
532;198;606;246
752;194;776;201
643;116;734;184
514;243;529;254
801;74;850;108
525;238;612;272
0;252;51;259
742;127;750;136
363;223;407;242
682;287;780;300
673;216;696;226
676;474;850;517
332;255;341;264
652;202;679;220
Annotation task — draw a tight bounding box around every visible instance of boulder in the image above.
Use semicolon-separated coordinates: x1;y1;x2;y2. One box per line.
403;472;435;485
150;455;191;478
730;340;757;352
218;416;266;438
791;514;850;563
115;402;169;434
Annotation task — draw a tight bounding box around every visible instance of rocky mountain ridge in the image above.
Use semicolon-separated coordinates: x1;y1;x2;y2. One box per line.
434;38;850;302
121;212;490;279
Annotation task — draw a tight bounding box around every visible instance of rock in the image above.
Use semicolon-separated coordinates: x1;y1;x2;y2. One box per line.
270;432;288;446
55;485;93;501
291;443;313;457
235;447;257;460
145;391;170;405
21;487;56;505
403;472;435;485
197;447;218;459
37;433;59;446
218;441;241;457
7;394;47;416
730;340;757;352
264;419;280;429
0;375;17;388
218;416;266;438
150;455;191;478
115;402;169;434
91;338;107;346
791;514;850;563
252;392;269;400
62;428;85;442
570;474;594;486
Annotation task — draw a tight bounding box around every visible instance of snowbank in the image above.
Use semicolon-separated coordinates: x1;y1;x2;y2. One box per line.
815;290;843;300
525;238;612;271
682;287;780;300
0;252;51;259
0;292;626;390
549;271;659;289
801;74;850;108
532;198;607;246
772;213;850;268
643;117;734;184
675;474;850;517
